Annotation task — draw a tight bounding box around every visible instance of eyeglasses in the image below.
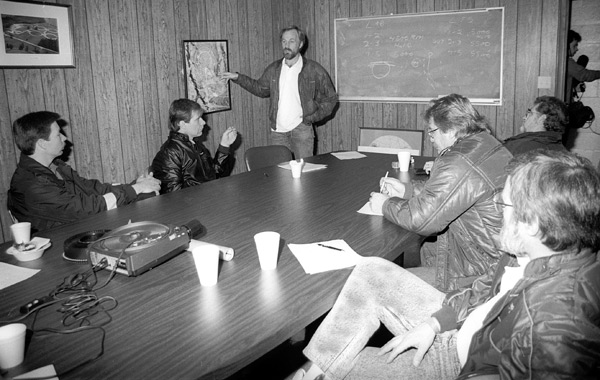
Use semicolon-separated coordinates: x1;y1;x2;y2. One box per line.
427;128;439;137
492;191;513;211
524;108;538;118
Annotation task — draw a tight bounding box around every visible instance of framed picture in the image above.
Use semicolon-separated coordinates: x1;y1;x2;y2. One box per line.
358;128;424;156
0;0;75;68
183;40;231;114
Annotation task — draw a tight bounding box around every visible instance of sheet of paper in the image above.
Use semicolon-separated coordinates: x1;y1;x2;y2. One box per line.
278;162;328;172
288;239;362;274
357;201;383;216
0;262;40;290
331;151;366;160
14;365;58;380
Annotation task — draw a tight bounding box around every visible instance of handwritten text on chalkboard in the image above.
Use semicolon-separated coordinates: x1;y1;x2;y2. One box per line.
334;8;504;104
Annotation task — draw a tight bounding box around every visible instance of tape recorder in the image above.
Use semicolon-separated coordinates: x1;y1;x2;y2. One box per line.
85;220;204;276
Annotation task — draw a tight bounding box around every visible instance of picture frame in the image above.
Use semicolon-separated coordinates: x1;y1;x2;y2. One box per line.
358;128;424;156
183;40;231;114
0;0;75;68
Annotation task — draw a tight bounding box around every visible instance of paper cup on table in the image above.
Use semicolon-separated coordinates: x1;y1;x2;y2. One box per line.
397;151;411;172
254;231;280;270
0;323;27;369
289;159;304;178
10;222;31;244
192;243;220;286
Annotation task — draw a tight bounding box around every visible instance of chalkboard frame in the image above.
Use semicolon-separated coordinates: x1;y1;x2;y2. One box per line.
334;7;504;105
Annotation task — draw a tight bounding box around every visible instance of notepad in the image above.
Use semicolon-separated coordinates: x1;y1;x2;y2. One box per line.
288;239;361;274
357;201;383;216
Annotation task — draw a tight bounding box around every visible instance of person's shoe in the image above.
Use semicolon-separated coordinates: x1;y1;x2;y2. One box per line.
292;369;306;380
291;369;324;380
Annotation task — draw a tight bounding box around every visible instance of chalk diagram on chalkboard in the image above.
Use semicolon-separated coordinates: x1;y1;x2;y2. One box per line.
334;8;504;105
369;61;395;79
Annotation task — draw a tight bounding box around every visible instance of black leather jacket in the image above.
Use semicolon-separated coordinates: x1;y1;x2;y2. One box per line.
151;132;234;194
234;56;338;129
383;132;513;290
435;250;600;379
8;154;138;232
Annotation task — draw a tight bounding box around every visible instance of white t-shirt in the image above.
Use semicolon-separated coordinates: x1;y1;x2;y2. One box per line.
456;256;530;366
275;58;303;133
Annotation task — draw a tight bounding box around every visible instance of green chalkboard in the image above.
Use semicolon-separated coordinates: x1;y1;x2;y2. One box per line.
334;8;504;105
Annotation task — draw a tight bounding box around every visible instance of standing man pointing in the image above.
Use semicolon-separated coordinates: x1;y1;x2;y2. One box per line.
221;25;337;159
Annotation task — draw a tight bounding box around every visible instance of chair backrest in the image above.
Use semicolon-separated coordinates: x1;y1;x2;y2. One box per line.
358;127;423;156
245;145;293;171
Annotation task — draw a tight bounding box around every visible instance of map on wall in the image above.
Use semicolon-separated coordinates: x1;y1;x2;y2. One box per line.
183;40;231;113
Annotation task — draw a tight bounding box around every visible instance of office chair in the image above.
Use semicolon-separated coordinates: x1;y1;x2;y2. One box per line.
244;145;293;171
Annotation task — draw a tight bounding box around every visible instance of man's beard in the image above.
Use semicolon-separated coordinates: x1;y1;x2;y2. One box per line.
500;220;527;257
283;48;298;60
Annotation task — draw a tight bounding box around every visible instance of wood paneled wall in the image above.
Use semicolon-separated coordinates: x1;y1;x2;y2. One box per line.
0;0;569;243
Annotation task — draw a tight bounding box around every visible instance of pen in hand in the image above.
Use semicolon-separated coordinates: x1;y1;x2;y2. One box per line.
380;171;389;193
318;243;343;251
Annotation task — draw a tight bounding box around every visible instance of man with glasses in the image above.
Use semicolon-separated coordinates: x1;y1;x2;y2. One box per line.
292;150;600;380
503;96;568;156
370;94;512;291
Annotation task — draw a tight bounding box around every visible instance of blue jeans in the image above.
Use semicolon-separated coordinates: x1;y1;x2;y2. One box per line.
303;257;461;380
270;122;314;159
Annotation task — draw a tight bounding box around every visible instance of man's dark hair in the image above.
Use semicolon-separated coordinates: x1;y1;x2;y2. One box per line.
533;96;569;133
568;29;582;44
13;111;62;155
280;25;307;47
169;99;203;132
424;93;490;139
507;150;600;253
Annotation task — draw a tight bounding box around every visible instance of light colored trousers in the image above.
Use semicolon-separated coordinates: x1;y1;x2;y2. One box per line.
303;257;462;380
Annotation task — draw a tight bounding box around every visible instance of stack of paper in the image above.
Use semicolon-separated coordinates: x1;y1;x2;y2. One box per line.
278;162;328;172
288;239;361;274
331;151;366;160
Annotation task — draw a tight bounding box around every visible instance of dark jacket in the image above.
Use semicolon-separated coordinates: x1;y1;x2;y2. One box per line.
503;131;567;156
233;56;338;129
434;250;600;379
8;154;138;233
382;132;513;290
566;57;600;103
151;131;233;194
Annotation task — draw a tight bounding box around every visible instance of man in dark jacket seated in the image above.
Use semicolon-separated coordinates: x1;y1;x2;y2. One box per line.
291;150;600;380
370;94;512;291
151;99;237;194
8;111;161;233
503;96;568;156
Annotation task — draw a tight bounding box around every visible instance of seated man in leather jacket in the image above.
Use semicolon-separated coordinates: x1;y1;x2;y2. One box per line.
370;94;512;291
503;96;568;156
8;111;161;233
151;99;238;194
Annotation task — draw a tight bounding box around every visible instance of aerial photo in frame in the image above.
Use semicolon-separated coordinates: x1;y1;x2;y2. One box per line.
184;40;231;114
2;14;59;55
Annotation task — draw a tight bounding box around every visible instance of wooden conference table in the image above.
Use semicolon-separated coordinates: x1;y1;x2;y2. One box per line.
0;152;430;380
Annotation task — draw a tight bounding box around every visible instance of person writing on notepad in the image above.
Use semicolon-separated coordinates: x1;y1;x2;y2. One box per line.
369;94;512;291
